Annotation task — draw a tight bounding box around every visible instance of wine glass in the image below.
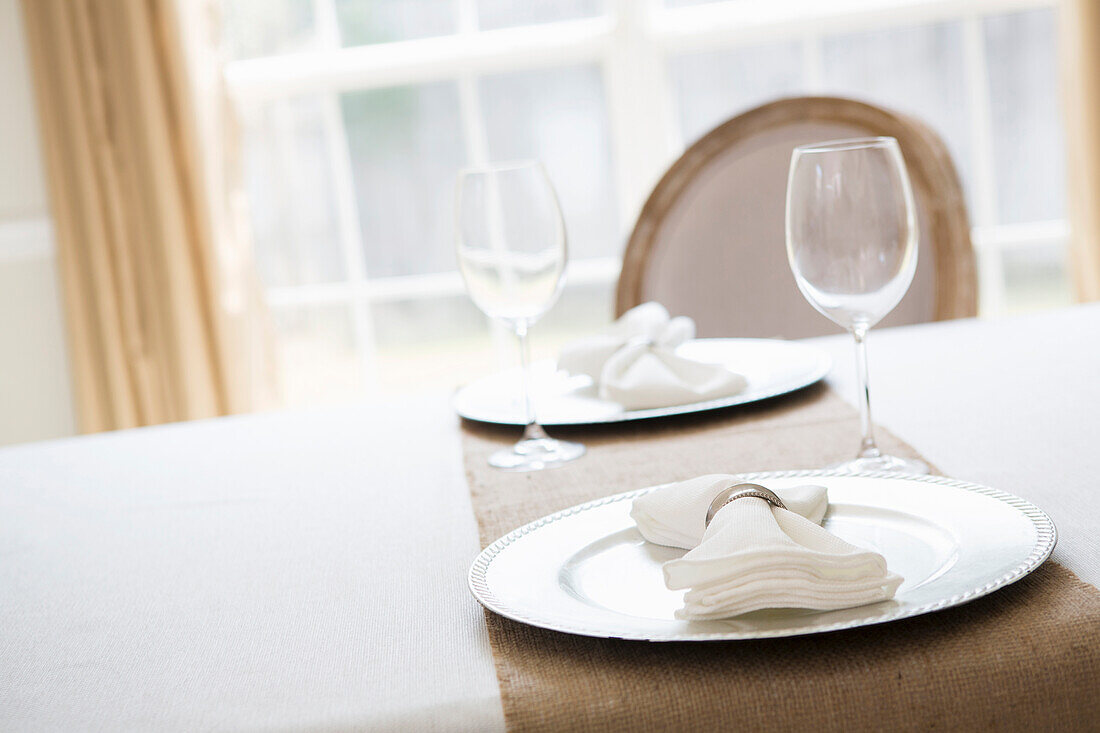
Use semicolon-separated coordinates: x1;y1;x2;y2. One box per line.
456;160;585;471
785;136;928;474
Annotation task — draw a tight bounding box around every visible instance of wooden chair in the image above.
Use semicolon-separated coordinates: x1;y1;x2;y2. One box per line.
615;96;978;338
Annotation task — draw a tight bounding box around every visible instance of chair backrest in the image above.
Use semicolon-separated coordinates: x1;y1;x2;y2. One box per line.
615;96;977;338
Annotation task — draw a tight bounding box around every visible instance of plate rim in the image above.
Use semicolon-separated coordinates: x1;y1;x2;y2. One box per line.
453;338;833;426
468;470;1058;641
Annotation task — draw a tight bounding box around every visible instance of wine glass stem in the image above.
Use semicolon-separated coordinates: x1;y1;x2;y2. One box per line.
516;322;548;442
852;326;881;459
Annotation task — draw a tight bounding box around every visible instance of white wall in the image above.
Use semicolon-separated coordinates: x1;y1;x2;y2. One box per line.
0;0;77;445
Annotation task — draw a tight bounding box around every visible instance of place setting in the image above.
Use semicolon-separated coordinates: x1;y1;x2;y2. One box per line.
455;139;1058;642
452;299;832;429
12;4;1100;730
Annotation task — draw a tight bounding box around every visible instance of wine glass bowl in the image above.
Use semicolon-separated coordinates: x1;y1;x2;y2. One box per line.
456;161;567;327
785;137;928;474
456;160;585;471
786;137;918;331
457;246;565;326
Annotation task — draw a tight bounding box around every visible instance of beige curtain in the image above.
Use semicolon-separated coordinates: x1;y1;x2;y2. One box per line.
1063;0;1100;301
20;0;275;432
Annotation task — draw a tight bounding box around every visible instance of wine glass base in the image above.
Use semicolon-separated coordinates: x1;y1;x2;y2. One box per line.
829;454;930;475
489;437;586;472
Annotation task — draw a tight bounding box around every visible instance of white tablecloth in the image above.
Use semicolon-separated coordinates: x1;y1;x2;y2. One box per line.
3;304;1100;731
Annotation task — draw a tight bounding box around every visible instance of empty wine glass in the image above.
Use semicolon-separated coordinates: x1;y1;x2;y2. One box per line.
785;137;928;474
456;160;585;471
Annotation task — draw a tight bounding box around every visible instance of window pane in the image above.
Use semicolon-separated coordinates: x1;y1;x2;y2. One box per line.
222;0;316;60
241;96;345;288
821;22;974;216
368;282;616;394
670;42;804;145
335;0;458;47
369;293;494;393
341;83;466;278
984;9;1065;224
527;281;616;361
477;0;604;30
272;304;362;406
1002;245;1071;315
479;65;619;260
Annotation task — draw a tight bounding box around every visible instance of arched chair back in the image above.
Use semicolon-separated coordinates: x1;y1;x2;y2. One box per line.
615;96;977;337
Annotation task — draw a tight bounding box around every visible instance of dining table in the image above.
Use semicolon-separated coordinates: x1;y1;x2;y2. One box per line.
3;303;1100;731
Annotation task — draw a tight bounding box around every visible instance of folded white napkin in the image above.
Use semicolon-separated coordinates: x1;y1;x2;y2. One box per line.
558;303;747;410
631;474;903;620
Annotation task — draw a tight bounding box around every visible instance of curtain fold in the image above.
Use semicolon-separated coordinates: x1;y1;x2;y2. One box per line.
20;0;275;432
1063;0;1100;301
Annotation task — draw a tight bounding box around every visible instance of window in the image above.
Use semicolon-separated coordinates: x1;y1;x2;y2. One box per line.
222;0;1068;406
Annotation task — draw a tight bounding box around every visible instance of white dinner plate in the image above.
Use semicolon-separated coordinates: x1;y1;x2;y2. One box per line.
453;338;831;426
468;471;1056;641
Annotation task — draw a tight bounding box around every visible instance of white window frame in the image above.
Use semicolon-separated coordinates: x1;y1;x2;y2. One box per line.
224;0;1065;389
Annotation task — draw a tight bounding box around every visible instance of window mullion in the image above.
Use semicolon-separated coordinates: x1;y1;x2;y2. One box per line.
314;0;379;389
604;0;679;238
457;48;513;372
963;16;999;227
962;14;1003;316
225;19;613;104
802;35;824;92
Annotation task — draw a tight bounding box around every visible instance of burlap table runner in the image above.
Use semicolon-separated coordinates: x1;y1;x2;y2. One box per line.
462;384;1100;731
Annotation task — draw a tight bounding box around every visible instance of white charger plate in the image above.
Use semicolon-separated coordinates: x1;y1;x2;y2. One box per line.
453;338;831;426
468;471;1056;641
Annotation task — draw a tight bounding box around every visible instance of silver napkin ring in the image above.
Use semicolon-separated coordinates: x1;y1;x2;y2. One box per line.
705;483;788;527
